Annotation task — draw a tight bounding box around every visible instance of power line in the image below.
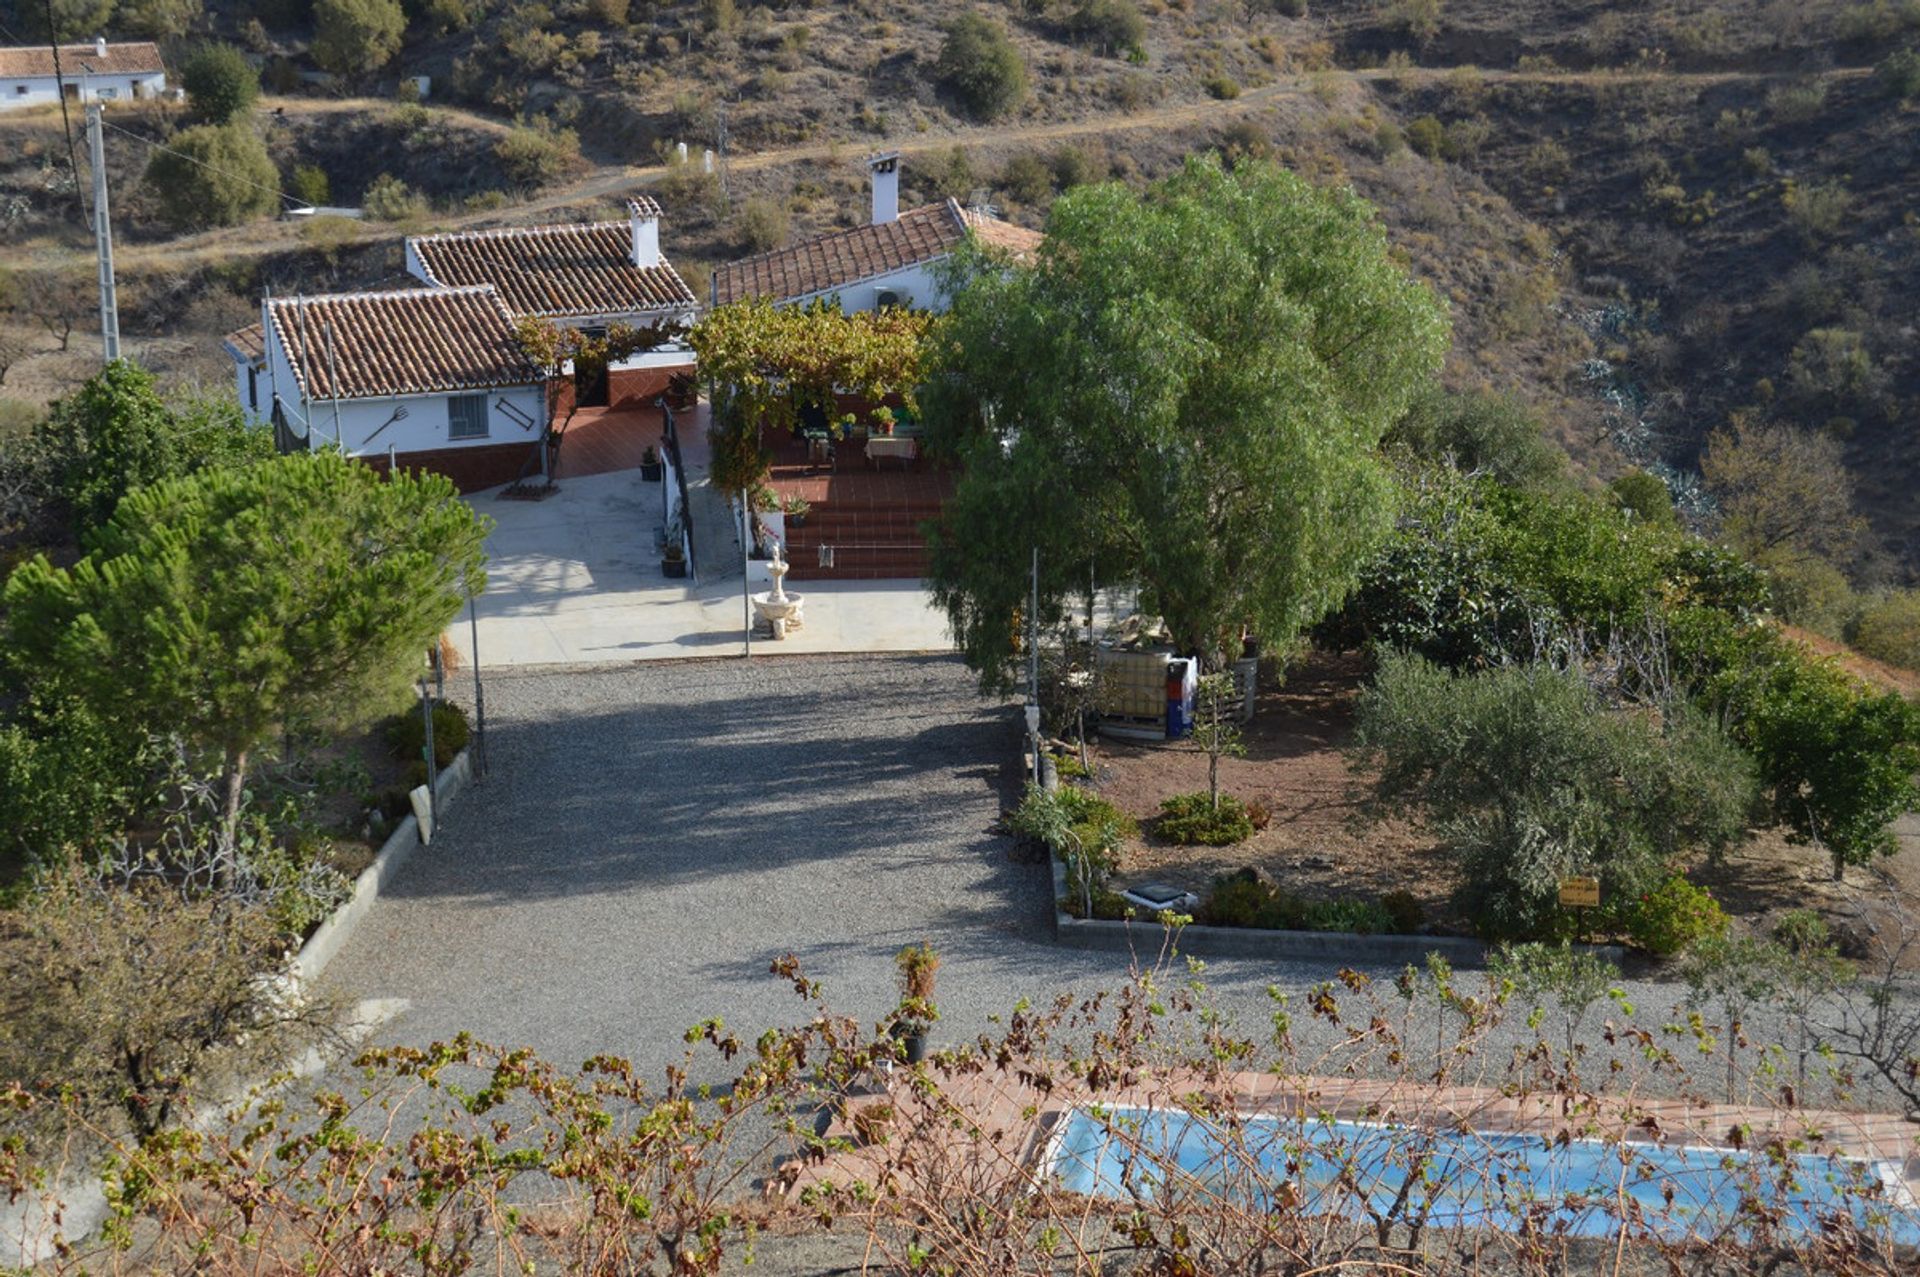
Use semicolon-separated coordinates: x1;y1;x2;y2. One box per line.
43;5;90;225
100;119;307;210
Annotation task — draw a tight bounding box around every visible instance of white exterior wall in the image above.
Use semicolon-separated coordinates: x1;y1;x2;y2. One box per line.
785;260;950;316
254;323;546;456
0;71;165;110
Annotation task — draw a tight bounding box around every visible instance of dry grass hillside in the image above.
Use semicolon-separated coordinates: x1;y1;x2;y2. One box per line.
1;0;1913;570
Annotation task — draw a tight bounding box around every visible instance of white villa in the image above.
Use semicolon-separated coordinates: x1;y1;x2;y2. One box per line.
224;199;700;489
711;152;1042;314
0;38;165;110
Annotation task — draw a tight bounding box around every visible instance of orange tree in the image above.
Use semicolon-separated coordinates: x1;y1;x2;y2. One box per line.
689;298;932;494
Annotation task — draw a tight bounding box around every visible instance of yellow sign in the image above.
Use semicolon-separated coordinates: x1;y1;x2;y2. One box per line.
1558;876;1601;908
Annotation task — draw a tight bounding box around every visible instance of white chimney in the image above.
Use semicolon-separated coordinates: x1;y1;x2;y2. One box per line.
868;151;900;226
94;35;107;57
627;197;661;268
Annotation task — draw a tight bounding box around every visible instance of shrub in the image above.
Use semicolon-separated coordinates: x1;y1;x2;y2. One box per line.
1849;590;1920;670
1353;652;1756;941
732;196;789;253
1608;469;1677;528
1877;47;1920;100
934;13;1028;121
1067;0;1147;57
1626;876;1728;957
1784;180;1852;241
999;152;1052;205
1406;114;1447;159
493;126;581;188
1058;887;1130;919
312;0;406;77
1158;792;1255;846
1379;889;1425;934
289;163;331;207
1302;897;1395;934
587;0;629;24
1384;386;1567;492
143;123;279;230
385;699;471;769
363;173;428;221
1204;74;1241;100
1202;870;1303;929
180;43;259;124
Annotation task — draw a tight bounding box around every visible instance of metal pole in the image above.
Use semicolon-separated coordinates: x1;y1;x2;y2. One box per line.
468;593;488;779
418;677;440;830
85;103;119;364
741;491;752;657
1030;545;1041;786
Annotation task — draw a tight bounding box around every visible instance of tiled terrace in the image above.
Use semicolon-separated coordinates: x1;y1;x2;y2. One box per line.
551;404;666;480
763;431;954;581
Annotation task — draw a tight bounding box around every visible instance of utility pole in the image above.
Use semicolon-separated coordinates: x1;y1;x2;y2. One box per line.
85;102;119;364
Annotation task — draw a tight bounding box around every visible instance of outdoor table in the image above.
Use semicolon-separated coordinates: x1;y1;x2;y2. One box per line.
865;437;917;468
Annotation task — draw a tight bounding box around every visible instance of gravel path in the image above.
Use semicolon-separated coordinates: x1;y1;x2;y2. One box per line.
325;655;1904;1111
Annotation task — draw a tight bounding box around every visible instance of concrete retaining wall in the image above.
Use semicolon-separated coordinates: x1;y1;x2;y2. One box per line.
1049;844;1624;970
292;747;472;984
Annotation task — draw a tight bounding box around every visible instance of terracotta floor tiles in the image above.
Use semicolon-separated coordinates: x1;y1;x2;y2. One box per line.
552;405;665;480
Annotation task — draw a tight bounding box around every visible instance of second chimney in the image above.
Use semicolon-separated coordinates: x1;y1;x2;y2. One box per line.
868;151;900;226
627;196;662;268
94;34;107;57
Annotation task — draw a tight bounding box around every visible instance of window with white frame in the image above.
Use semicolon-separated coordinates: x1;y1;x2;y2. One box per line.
447;394;489;439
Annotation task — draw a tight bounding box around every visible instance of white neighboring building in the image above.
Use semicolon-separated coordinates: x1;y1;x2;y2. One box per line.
710;152;1042;314
223;285;551;492
0;38;165;110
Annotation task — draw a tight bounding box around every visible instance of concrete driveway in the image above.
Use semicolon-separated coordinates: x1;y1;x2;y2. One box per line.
451;469;953;667
321;657;1848;1103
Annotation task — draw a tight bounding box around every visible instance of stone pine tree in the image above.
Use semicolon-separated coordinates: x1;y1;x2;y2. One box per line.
3;451;489;871
922;156;1451;690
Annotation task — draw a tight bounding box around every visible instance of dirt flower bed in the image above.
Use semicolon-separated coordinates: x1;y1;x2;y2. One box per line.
1080;649;1920;952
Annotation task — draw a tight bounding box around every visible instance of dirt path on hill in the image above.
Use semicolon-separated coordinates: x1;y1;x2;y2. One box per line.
15;65;1871;276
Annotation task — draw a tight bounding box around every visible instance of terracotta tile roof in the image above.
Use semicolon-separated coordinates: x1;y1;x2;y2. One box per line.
712;199;1043;306
222;322;265;365
408;220;695;321
265;286;540;401
0;41;164;77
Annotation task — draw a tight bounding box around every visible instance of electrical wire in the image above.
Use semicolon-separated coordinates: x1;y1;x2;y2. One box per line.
99;119;308;210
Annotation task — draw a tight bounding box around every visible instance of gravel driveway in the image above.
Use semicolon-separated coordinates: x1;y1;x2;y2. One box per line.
325;655;1906;1111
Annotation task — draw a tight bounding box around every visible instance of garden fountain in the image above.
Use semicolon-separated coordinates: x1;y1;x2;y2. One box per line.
752;542;805;639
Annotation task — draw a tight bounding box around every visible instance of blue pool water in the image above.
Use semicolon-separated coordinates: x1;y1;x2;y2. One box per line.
1047;1105;1920;1245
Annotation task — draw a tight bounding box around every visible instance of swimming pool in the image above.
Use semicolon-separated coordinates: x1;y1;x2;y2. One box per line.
1046;1104;1920;1245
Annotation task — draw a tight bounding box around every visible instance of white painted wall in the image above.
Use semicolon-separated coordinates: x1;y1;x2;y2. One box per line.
783;260;950;315
249;322;546;456
0;71;165;110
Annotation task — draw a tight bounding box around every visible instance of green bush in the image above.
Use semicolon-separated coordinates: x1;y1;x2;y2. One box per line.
934;13;1028;120
289;163;331;207
1384;386;1567;492
1000;151;1053;206
1157;792;1255;846
385;700;471;769
1608;469;1677;528
143;123;279;230
1204;74;1241;100
363;173;428;221
1058;887;1130;919
1849;590;1920;671
493;126;581;188
312;0;407;77
1302;897;1396;935
1877;48;1920;100
1007;783;1134;867
180;43;260;124
1067;0;1147;57
1353;652;1757;941
1202;870;1303;929
1406;115;1447;159
732;196;790;253
1379;888;1425;934
1626;876;1728;957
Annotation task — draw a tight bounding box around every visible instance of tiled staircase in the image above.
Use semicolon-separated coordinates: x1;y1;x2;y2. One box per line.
783;497;944;580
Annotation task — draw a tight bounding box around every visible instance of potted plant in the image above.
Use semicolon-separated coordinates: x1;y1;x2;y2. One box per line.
783;494;811;527
639;445;663;482
871;407;896;437
892;941;939;1064
661;539;687;578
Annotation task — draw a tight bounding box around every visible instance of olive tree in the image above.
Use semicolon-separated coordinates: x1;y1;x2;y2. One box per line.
143;123;279;230
923;157;1449;688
